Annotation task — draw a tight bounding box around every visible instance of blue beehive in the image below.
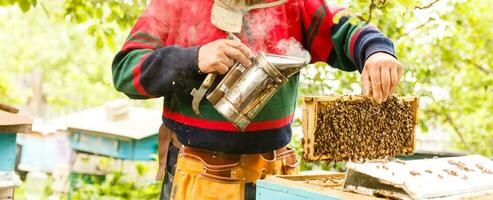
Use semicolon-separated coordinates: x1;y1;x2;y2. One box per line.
52;103;162;161
256;174;378;200
0;111;32;199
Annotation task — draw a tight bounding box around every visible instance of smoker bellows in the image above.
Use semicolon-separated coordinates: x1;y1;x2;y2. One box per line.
301;95;419;162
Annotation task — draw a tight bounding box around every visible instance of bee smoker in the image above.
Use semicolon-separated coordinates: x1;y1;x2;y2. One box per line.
191;35;310;131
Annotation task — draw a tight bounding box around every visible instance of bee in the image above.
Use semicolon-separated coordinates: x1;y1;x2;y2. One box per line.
410;170;421;176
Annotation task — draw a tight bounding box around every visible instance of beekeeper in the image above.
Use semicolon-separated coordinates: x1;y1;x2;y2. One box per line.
111;0;402;199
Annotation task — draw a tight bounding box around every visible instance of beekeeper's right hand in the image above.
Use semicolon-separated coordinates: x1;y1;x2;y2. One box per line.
198;39;254;75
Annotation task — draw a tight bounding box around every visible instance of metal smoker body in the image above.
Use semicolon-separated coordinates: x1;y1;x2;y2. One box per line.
206;52;310;131
190;33;310;131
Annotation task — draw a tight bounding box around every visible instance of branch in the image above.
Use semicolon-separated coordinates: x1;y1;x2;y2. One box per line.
475;64;493;74
0;103;19;114
395;18;435;38
465;59;492;75
443;113;473;153
415;0;440;9
423;107;473;153
366;0;375;23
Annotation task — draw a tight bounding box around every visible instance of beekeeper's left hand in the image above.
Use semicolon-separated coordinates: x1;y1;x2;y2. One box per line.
362;52;403;103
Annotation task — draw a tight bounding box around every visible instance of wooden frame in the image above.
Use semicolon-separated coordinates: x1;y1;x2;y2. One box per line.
0;187;14;200
301;95;419;161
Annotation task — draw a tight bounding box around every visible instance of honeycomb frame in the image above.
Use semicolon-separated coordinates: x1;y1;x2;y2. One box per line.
301;95;419;162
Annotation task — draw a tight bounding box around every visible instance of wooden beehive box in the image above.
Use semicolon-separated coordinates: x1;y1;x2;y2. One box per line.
301;95;419;162
0;111;32;200
256;174;382;200
51;105;161;161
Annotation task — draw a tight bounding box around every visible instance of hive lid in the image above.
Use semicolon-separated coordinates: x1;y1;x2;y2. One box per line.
0;112;33;134
344;155;493;199
50;105;161;140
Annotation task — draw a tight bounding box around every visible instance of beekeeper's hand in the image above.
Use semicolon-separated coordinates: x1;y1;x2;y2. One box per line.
198;39;254;75
362;52;403;103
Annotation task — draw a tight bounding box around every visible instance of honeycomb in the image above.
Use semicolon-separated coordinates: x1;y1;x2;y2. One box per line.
303;96;417;162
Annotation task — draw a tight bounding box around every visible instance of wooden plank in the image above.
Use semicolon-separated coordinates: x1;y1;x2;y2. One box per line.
0;125;31;134
301;95;419;162
271;174;345;181
0;112;32;126
301;97;316;159
0;112;32;134
0;187;14;200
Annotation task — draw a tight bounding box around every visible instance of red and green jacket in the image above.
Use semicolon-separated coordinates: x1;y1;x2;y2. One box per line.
112;0;395;154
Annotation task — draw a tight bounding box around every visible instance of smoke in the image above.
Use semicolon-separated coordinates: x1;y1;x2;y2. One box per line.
275;37;309;60
240;2;308;59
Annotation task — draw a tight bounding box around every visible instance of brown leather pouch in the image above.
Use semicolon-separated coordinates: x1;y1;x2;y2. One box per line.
170;146;300;200
171;150;242;200
190;173;242;200
279;147;300;175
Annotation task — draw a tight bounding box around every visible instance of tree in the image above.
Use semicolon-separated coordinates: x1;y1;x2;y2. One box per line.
2;0;493;155
303;0;493;155
0;0;124;116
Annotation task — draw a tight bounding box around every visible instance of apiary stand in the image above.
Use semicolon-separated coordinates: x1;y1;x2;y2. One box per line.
0;112;33;200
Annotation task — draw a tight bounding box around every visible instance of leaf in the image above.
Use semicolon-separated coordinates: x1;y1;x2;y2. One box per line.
95;34;104;49
348;17;361;25
95;7;103;19
0;0;14;6
395;0;414;8
18;0;31;12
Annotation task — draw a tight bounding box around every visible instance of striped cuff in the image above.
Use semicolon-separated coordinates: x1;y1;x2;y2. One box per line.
353;27;396;72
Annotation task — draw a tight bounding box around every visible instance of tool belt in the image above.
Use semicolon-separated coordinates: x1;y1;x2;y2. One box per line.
156;124;299;199
156;124;183;181
171;145;299;200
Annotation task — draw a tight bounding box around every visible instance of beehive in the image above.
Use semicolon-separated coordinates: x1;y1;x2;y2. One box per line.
301;95;419;162
256;174;381;199
0;111;33;200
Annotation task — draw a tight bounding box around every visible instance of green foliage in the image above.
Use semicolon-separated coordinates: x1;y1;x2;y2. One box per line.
0;0;130;114
71;171;161;200
308;0;493;156
289;135;346;172
2;0;493;156
14;175;56;200
63;0;147;49
0;0;146;49
0;0;37;12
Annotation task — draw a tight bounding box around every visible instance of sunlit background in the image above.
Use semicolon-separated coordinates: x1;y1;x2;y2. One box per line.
1;0;492;199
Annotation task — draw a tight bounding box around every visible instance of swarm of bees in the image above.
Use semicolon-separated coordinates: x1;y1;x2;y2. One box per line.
305;96;416;162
